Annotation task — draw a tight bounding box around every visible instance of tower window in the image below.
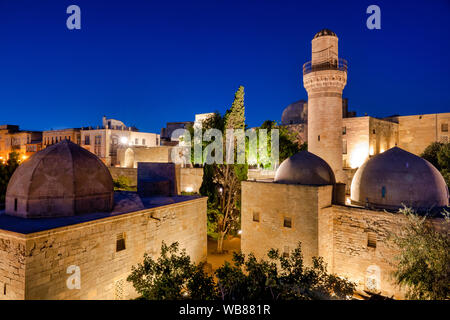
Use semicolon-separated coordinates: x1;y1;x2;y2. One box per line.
14;198;17;211
381;186;386;198
442;123;448;132
116;233;126;252
318;135;320;141
372;129;376;134
252;212;260;222
283;217;292;228
343;139;347;154
367;232;377;248
342;126;346;135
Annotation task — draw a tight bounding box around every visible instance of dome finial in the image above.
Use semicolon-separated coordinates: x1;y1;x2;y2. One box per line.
313;29;337;39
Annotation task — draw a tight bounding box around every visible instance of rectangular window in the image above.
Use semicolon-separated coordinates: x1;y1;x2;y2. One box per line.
84;135;90;145
116;233;126;252
372;129;376;134
14;198;17;211
442;123;448;132
342;126;346;135
142;139;146;145
367;232;377;248
252;212;260;222
283;217;292;228
318;135;320;141
342;139;347;154
135;138;138;145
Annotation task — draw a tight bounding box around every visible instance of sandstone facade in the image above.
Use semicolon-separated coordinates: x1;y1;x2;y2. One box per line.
0;197;207;300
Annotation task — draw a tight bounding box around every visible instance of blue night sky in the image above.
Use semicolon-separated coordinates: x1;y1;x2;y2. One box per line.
0;0;449;133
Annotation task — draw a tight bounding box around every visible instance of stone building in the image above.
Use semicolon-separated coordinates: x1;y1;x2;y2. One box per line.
241;148;449;299
241;29;449;299
0;125;42;162
42;128;81;147
0;141;206;300
80;116;160;166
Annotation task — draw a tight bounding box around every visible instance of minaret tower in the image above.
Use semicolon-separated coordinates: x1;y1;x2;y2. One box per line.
303;29;347;183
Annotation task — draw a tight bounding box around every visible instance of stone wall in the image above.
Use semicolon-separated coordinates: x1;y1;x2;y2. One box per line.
329;205;407;298
0;230;26;300
0;197;207;300
241;181;332;266
392;113;450;155
109;167;204;194
109;167;138;186
180;168;203;193
247;169;276;181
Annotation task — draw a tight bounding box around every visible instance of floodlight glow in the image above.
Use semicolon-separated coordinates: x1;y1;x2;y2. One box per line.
120;137;128;144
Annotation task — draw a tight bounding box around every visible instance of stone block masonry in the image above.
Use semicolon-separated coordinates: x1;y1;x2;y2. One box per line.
0;197;207;300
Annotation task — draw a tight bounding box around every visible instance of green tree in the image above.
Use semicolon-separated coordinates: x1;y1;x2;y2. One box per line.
199;86;248;253
390;207;450;300
437;143;450;187
258;120;305;168
421;142;443;169
127;242;216;300
421;142;450;187
215;242;355;300
0;152;20;204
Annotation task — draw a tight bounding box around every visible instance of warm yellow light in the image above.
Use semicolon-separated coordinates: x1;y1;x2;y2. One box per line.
369;146;374;156
350;143;369;169
22;155;27;160
185;186;193;193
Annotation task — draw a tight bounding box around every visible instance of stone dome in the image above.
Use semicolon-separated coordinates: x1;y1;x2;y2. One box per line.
313;29;337;39
5;140;114;218
274;151;335;185
281;100;307;125
350;147;449;211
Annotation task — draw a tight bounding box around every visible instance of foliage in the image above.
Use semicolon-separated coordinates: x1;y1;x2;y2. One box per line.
127;242;216;300
0;152;20;204
421;142;443;170
128;242;355;300
421;142;450;187
198;86;248;253
215;242;355;300
258;120;305;168
113;175;135;191
390;206;450;300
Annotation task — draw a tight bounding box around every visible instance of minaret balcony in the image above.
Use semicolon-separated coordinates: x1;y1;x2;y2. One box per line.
303;58;348;75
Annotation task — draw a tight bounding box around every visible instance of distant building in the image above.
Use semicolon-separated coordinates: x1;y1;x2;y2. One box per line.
43;128;81;147
0;125;42;162
80;116;160;166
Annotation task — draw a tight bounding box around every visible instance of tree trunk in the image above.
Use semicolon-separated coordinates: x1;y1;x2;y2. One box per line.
217;232;225;254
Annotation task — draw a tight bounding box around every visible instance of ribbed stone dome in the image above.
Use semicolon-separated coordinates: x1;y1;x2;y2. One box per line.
281;100;307;125
5;140;114;218
313;29;337;39
350;147;449;211
274;151;335;185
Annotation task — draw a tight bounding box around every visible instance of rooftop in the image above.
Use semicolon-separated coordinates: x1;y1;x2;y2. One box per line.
0;191;201;234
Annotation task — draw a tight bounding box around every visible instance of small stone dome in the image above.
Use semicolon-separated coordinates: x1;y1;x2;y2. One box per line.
313;29;337;39
351;147;449;211
5;140;114;218
274;151;335;185
281;100;307;125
